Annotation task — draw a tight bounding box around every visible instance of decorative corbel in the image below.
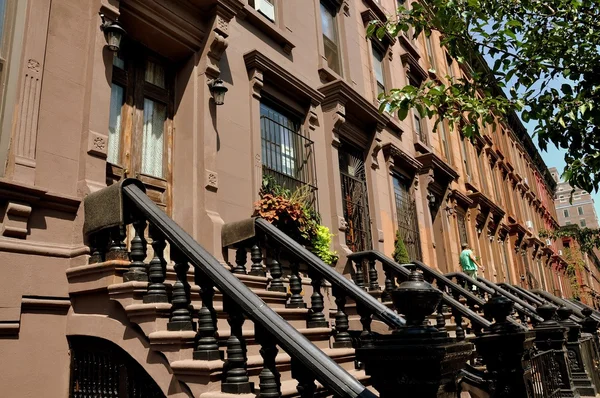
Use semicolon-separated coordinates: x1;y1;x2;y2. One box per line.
206;32;229;79
444;192;457;217
370;127;383;170
331;102;346;148
342;0;350;16
249;68;264;100
308;102;319;132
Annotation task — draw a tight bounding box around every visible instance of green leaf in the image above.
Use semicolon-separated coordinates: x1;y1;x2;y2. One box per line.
397;107;409;120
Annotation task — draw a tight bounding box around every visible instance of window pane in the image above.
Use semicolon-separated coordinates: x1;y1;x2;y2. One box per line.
563;209;569;217
0;0;6;48
425;35;435;68
260;102;299;178
581;219;586;227
578;206;584;215
320;3;337;41
372;46;384;87
141;98;166;178
145;61;165;88
113;53;125;70
107;84;125;164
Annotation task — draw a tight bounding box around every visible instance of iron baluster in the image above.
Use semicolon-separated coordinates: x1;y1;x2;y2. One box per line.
222;296;254;394
292;359;317;398
353;259;366;290
332;286;352;348
267;252;286;293
193;268;221;360
368;257;380;291
168;249;194;331
123;218;148;282
256;325;282;398
233;247;247;274
286;261;306;308
249;244;266;276
307;272;328;328
144;225;168;303
357;303;374;348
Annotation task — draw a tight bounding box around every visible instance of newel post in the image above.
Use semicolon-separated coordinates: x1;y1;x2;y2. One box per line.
356;270;473;397
533;304;579;397
557;306;597;396
472;294;536;398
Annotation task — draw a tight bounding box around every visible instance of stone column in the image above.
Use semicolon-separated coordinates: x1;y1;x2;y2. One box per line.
534;304;580;398
356;271;473;397
557;306;597;396
473;294;536;398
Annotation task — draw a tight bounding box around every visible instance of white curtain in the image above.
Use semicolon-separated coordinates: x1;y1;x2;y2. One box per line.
107;84;124;164
141;98;166;178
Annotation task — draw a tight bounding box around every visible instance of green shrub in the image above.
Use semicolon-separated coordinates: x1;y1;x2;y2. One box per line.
311;225;338;265
392;231;410;264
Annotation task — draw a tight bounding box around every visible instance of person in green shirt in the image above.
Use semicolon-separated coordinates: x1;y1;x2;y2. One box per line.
459;243;484;290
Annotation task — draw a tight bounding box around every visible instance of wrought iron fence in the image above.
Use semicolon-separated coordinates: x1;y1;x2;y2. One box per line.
393;180;422;261
340;172;372;252
530;349;562;398
580;335;600;390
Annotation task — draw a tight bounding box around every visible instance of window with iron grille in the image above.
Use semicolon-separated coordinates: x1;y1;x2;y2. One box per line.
393;174;422;261
260;101;318;206
339;144;371;252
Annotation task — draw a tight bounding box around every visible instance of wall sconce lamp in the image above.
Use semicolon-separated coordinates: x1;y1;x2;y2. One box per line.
209;79;228;106
100;13;126;52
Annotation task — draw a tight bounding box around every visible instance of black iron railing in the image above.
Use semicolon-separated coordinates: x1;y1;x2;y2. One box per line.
347;251;493;337
531;290;584;322
580;335;600;390
530;349;562;398
474;277;544;324
86;181;377;398
447;272;542;325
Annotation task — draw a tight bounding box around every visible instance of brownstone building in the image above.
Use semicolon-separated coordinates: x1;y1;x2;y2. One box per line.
0;0;581;396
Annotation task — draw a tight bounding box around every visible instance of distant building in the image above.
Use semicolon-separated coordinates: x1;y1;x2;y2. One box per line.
549;167;600;228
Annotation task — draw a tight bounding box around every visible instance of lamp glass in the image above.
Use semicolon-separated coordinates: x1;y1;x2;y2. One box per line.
107;30;123;52
212;89;226;105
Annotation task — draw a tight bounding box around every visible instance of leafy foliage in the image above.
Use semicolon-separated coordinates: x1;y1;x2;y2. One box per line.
392;231;410;264
370;0;600;192
312;225;339;266
563;247;586;300
539;225;600;254
254;176;337;264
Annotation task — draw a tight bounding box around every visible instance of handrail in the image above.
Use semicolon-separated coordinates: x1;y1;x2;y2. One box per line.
448;273;541;324
348;251;492;331
499;283;544;306
253;218;406;328
531;290;585;322
476;277;544;324
408;260;486;308
445;272;495;295
122;184;376;398
569;299;600;323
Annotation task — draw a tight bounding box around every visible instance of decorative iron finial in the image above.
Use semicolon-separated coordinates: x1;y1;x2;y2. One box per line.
392;270;442;334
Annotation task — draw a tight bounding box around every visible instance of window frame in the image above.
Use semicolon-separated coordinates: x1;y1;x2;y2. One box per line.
320;0;343;76
107;41;174;211
371;44;387;98
578;206;584;216
563;209;569;218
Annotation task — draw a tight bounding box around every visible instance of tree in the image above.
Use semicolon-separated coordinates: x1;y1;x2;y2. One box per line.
370;0;600;193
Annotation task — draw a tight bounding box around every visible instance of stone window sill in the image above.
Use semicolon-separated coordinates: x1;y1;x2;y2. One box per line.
241;5;295;54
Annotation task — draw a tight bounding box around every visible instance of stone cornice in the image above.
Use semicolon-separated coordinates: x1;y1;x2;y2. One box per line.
451;189;474;208
244;50;324;105
0;178;81;213
238;5;295;54
319;79;389;129
360;9;396;46
400;53;427;83
417;152;458;183
467;191;505;219
360;0;388;25
382;143;423;172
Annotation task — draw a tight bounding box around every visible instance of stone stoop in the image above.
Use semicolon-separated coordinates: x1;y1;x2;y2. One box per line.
68;258;368;397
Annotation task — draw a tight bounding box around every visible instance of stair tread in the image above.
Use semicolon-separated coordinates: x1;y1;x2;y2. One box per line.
171;347;356;376
196;369;368;398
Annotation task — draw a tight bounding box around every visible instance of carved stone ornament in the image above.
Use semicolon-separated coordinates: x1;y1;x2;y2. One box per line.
205;169;219;191
87;131;108;157
206;32;229;78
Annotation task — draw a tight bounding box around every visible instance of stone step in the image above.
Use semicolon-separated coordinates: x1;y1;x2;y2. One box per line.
171;348;359;397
